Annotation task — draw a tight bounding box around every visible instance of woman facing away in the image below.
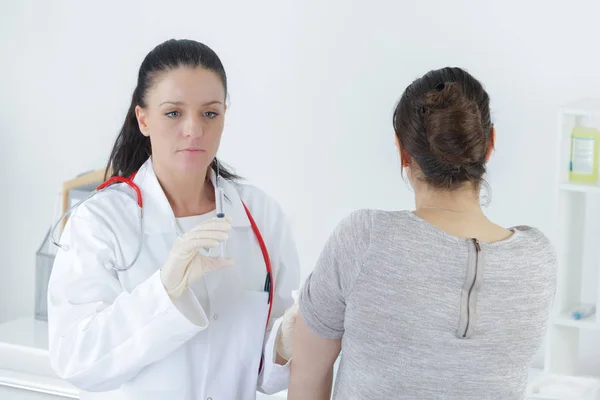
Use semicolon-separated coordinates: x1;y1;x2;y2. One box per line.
288;67;557;400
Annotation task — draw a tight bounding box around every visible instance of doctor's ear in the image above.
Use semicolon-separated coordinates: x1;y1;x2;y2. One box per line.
135;105;150;137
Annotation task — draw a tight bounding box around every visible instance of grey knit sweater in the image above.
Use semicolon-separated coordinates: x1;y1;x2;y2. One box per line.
300;210;556;400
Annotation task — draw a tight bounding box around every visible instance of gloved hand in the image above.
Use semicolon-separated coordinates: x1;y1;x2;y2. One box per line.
161;217;234;300
276;297;299;361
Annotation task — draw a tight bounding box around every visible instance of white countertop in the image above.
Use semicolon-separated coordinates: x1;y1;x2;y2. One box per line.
0;317;78;397
2;317;589;400
0;317;288;399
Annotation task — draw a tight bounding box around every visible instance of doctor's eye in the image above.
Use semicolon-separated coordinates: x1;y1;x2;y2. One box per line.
203;111;219;119
165;111;181;119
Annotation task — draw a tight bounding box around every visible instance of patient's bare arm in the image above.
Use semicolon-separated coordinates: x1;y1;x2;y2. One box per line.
288;314;341;400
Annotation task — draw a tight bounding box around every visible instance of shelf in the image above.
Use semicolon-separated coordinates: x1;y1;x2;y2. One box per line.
526;372;600;399
546;98;600;380
561;98;600;116
559;182;600;194
554;312;600;330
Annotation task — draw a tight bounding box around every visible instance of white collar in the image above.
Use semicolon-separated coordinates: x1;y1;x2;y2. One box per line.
132;158;250;234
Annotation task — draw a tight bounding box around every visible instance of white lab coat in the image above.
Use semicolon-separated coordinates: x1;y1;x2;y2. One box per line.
47;159;300;400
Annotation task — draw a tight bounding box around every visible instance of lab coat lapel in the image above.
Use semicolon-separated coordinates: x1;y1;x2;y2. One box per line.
132;159;176;235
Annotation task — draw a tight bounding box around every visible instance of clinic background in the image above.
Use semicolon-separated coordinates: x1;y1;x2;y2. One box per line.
2;0;600;375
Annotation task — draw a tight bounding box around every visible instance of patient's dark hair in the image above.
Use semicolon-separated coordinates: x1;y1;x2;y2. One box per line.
392;67;493;191
105;39;238;180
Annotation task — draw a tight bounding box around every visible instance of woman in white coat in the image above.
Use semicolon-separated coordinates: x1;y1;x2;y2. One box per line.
47;39;301;400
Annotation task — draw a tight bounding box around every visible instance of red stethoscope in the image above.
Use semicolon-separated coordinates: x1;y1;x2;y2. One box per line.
51;171;275;370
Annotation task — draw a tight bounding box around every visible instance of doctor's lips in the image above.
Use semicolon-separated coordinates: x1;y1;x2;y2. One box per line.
178;147;205;153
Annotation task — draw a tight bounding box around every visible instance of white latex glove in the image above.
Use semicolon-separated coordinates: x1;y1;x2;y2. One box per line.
161;217;234;299
276;297;299;361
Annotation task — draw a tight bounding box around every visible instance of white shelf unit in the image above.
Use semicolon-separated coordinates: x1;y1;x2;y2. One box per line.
543;98;600;380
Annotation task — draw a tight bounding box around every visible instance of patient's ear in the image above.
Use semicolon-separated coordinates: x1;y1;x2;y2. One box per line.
486;126;496;162
395;136;410;167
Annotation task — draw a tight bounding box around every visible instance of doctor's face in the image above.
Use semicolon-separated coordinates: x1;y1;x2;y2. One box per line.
135;67;226;176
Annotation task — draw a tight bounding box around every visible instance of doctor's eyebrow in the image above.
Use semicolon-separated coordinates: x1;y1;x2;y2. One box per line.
159;100;223;106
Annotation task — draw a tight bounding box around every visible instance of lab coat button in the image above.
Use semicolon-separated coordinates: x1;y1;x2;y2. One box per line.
213;314;219;321
207;397;213;400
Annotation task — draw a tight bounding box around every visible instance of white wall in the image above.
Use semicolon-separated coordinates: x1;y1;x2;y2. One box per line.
2;0;600;373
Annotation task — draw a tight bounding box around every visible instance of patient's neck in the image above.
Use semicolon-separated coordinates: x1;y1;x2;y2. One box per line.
411;181;514;243
413;182;483;215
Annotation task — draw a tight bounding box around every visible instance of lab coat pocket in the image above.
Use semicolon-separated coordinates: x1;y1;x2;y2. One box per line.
236;290;270;370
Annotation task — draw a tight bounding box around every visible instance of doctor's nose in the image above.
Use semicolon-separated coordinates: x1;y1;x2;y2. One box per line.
183;116;204;138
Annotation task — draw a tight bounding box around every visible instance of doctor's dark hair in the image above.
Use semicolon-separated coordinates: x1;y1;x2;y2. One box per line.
392;67;493;191
105;39;239;180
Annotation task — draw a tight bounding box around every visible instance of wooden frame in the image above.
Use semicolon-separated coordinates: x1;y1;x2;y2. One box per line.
60;169;107;226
